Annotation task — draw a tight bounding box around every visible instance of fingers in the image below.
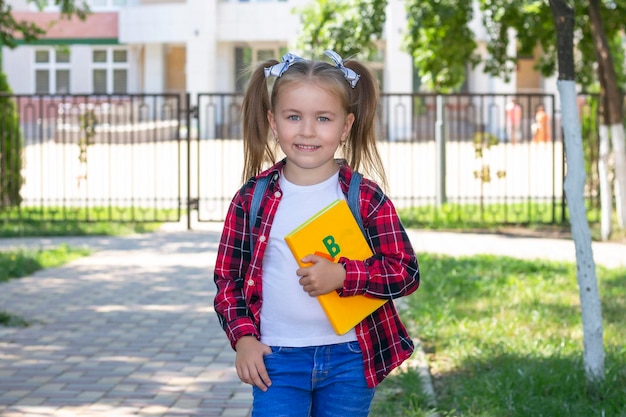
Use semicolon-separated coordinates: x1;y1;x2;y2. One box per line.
298;261;346;296
237;361;271;391
299;280;320;297
235;338;272;391
296;254;328;275
252;362;272;391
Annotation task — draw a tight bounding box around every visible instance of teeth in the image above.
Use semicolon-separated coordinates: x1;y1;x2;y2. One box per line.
298;145;317;150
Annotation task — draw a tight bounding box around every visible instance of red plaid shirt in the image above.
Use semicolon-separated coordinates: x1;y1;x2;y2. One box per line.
213;160;420;388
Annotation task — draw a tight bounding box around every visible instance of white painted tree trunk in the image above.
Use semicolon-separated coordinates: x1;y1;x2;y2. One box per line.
558;80;605;381
611;123;626;228
598;125;612;240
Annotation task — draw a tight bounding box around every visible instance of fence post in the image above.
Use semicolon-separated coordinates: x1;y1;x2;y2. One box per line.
435;94;447;206
186;93;192;231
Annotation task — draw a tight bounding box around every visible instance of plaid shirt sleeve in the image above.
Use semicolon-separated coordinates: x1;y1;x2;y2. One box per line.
213;167;281;350
338;166;421;388
213;180;259;349
339;175;420;299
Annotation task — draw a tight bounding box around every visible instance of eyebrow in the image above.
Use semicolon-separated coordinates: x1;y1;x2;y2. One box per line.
279;108;337;116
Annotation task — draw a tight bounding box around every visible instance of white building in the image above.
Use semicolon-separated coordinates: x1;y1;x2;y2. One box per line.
2;0;554;99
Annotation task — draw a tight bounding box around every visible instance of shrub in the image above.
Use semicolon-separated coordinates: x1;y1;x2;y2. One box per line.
0;71;24;208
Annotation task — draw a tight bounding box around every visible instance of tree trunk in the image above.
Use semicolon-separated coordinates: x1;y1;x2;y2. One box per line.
588;0;626;230
598;125;612;240
596;91;613;240
549;0;605;382
611;124;626;228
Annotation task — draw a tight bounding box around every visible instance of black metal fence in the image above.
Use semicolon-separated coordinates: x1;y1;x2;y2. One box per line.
1;94;185;226
0;91;614;229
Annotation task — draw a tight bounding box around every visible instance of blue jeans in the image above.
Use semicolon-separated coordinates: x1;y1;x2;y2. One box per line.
252;341;375;417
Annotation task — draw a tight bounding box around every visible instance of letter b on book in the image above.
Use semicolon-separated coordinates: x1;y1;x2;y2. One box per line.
323;235;341;258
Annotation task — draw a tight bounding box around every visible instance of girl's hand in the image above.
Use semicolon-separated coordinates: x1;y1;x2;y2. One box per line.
297;254;346;297
235;336;272;391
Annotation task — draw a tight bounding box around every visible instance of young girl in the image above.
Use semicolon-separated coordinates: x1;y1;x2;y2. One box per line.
213;50;420;416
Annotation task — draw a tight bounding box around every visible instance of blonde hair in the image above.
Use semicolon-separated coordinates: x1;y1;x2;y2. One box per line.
241;54;387;190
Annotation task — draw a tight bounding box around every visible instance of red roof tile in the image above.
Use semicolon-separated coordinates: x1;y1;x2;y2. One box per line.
12;11;118;39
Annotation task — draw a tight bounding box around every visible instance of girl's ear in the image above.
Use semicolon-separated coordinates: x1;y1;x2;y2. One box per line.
267;110;277;138
342;113;355;139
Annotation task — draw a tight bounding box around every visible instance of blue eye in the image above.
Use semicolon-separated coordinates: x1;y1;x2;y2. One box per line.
318;116;330;122
287;115;300;121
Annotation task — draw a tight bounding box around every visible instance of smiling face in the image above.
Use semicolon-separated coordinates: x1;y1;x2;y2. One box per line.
268;81;355;185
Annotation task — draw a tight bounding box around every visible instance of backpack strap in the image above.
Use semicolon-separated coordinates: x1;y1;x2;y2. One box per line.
249;175;270;252
347;172;366;237
249;171;366;252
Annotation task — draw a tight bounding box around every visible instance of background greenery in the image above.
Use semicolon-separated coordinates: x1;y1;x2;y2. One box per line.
0;72;23;209
372;253;626;417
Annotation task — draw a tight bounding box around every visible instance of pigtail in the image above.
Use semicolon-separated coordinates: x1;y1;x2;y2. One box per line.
241;60;279;183
343;60;388;191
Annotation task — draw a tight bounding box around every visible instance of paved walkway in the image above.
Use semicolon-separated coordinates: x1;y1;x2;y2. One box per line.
0;222;624;417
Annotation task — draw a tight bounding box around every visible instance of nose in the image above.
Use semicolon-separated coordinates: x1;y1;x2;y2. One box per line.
300;118;315;137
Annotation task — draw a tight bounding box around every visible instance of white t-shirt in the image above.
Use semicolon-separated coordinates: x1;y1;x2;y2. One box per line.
260;171;358;347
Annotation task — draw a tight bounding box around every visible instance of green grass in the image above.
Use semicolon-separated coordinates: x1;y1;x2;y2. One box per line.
0;206;179;237
398;201;570;228
0;244;92;283
0;311;31;327
397;201;626;243
372;366;434;417
0;244;92;326
372;254;626;417
0;219;163;237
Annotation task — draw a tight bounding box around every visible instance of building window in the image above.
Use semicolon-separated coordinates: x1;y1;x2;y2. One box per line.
34;48;71;94
89;0;127;9
29;1;58;11
234;48;251;93
234;46;287;92
92;47;129;94
30;0;126;11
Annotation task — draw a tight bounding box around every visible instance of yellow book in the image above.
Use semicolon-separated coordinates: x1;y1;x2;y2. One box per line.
284;199;387;335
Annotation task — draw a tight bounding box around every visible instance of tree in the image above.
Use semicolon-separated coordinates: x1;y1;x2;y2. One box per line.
406;0;626;239
1;1;90;47
297;0;626;238
296;0;613;384
404;0;480;91
294;0;388;60
0;71;23;208
587;0;626;238
549;0;604;382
